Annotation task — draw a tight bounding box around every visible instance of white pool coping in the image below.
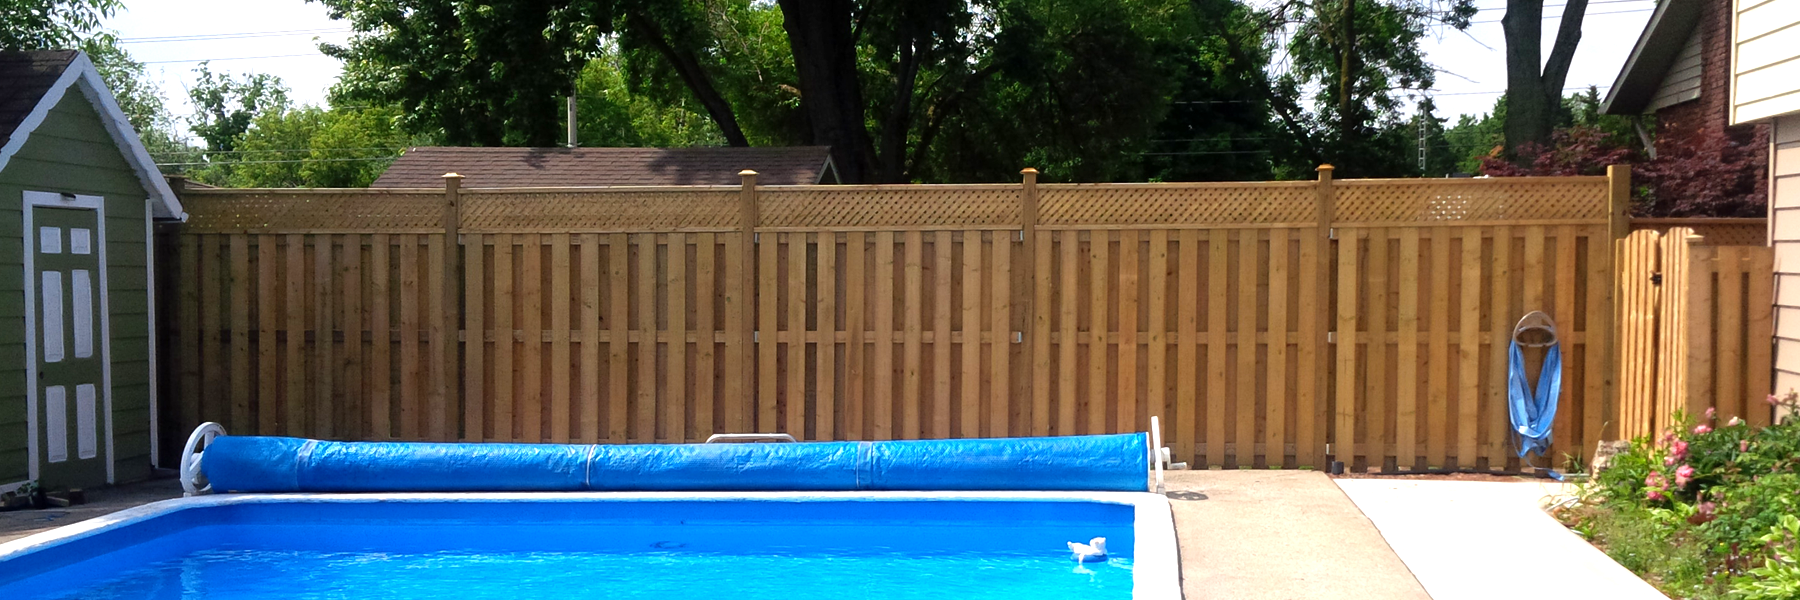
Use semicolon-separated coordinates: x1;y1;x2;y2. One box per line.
0;491;1180;600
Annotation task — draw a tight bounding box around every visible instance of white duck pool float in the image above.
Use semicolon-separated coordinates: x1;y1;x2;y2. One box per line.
1067;537;1107;562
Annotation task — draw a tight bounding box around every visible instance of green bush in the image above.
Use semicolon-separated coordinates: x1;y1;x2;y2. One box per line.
1569;393;1800;599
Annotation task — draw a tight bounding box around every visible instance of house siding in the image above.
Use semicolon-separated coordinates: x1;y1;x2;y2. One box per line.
0;88;156;486
1649;29;1704;111
1771;115;1800;416
1732;0;1800;123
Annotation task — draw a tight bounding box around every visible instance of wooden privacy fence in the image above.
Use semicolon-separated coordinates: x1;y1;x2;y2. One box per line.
1616;222;1775;441
162;167;1634;472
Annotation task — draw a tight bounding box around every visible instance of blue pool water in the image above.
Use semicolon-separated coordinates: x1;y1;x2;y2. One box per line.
0;497;1140;600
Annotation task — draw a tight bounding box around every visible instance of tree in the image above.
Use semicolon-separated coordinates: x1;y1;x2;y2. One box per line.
0;0;120;50
1500;0;1588;159
313;0;1227;183
1262;0;1474;177
575;46;728;147
187;64;289;154
79;36;187;162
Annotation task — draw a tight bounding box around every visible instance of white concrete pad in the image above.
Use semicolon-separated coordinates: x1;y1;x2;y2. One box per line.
1335;479;1667;600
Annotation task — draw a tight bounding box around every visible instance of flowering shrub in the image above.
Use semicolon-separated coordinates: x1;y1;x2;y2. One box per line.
1570;393;1800;598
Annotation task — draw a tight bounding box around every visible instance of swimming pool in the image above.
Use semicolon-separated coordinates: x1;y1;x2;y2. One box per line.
0;492;1179;599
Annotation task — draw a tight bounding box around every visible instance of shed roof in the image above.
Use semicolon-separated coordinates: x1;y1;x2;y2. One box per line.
0;50;183;219
370;146;839;188
1601;0;1704;115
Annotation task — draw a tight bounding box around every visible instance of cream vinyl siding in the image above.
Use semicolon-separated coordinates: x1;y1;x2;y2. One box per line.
1732;0;1800;123
1650;30;1703;111
1770;116;1800;406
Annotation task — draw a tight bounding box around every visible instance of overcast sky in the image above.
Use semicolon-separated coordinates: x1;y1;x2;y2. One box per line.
102;0;1656;134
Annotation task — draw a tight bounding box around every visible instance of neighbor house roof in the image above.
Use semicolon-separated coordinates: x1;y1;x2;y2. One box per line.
1601;0;1705;115
370;146;840;188
0;50;183;219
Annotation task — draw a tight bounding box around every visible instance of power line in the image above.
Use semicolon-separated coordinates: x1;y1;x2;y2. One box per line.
151;147;407;156
154;154;397;166
142;53;334;64
1410;84;1611;97
1471;0;1650;12
119;28;350;43
1467;7;1651;23
1141;150;1273;156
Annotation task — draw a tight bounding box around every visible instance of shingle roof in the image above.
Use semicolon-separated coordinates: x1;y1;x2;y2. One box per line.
0;50;79;147
1601;0;1703;115
371;146;839;188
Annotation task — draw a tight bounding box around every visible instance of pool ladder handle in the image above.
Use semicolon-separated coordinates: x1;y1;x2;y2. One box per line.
180;422;227;497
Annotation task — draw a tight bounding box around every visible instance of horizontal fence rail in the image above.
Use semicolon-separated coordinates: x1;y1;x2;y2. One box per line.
162;168;1644;473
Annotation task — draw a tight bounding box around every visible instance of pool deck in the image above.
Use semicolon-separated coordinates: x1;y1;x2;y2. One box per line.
0;476;182;545
1165;470;1430;599
1335;479;1668;600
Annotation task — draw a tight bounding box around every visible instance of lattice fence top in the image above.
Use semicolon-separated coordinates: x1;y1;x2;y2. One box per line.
182;189;444;232
1037;182;1317;226
461;188;739;232
1333;178;1609;223
1630;219;1767;246
757;185;1020;229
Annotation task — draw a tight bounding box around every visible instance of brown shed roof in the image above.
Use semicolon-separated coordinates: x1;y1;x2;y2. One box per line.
0;50;79;146
371;146;839;188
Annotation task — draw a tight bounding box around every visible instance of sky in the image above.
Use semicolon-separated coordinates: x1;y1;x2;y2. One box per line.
101;0;1657;132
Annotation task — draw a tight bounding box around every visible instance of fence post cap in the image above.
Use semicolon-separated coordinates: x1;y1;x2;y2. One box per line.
441;172;464;179
1020;167;1038;174
739;170;758;176
1316;164;1335;172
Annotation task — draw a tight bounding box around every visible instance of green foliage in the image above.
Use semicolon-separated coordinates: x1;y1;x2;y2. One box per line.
189;106;412;188
0;0;120;50
1572;393;1800;598
575;48;727;148
1733;515;1800;600
187;64;289;153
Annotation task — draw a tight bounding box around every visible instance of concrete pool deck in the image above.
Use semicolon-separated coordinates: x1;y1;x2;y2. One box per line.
1164;470;1430;599
0;476;183;545
1335;478;1668;600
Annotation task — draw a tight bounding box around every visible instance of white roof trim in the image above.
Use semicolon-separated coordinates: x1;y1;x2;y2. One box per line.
0;52;185;220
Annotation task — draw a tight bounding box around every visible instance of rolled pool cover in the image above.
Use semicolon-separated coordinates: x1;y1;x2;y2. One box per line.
201;434;1150;493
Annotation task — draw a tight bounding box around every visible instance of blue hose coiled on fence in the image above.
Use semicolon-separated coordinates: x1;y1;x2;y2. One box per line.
201;434;1150;493
1507;339;1562;458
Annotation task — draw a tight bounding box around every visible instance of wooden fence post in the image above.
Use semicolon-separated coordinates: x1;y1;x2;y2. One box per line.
438;173;462;441
1020;168;1040;433
1314;164;1335;469
735;170;759;433
1601;165;1631;444
1685;233;1716;420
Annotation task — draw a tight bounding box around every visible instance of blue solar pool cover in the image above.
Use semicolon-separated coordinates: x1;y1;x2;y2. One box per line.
201;434;1150;493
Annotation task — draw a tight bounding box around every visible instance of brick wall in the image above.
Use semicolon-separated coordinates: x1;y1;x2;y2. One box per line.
1656;0;1770;200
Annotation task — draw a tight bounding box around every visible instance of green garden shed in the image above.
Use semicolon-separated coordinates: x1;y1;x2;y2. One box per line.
0;50;184;494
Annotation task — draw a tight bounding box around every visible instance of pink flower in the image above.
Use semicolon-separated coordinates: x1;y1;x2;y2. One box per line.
1664;455;1677;466
1693;424;1712;435
1728;416;1745;427
1646;471;1666;488
1676;465;1697;488
1772;394;1785;406
1705;407;1717;420
1648;488;1667;502
1689;501;1719;525
1740;440;1751;452
1672;440;1689;461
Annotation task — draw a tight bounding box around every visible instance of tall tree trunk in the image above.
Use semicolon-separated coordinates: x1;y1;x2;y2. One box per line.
1502;0;1588;158
1337;0;1357;127
776;0;877;183
627;12;751;147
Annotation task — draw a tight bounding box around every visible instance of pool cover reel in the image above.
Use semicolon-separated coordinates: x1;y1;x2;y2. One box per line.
201;434;1151;493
